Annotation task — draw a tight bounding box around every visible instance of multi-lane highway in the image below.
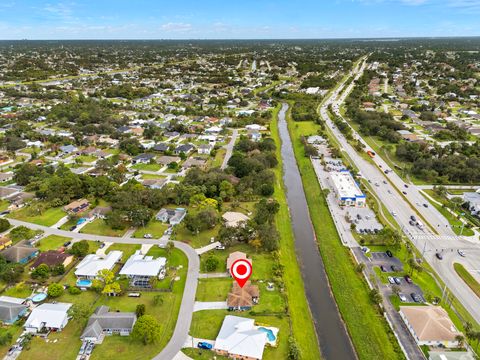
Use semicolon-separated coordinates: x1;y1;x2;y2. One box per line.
320;59;480;325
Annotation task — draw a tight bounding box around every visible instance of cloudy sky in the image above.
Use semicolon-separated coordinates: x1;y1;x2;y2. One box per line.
1;0;480;39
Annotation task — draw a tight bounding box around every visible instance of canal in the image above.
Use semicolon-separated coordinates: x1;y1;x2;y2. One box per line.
277;103;356;360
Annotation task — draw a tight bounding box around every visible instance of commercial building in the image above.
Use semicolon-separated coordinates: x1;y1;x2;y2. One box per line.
330;170;366;207
400;305;462;348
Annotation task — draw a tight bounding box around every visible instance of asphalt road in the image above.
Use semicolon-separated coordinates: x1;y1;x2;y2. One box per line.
221;128;238;170
320;60;480;325
7;218;199;360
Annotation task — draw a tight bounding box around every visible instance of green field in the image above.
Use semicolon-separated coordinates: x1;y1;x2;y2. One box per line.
80;219;127;237
132;163;161;172
196;278;232;302
8;206;66;227
36;234;71;251
175;224;220;248
286;113;404;360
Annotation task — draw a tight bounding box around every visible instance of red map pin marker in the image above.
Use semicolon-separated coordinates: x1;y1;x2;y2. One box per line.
231;259;252;288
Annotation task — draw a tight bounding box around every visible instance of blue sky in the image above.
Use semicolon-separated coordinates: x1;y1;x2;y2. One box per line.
1;0;480;39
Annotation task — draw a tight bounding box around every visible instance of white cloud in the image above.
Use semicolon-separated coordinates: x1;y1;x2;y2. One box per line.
160;22;192;32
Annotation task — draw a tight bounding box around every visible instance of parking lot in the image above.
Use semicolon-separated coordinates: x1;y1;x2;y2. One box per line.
360;250;425;303
347;207;383;233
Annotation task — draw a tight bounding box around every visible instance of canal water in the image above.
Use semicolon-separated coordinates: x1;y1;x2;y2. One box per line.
277;103;356;360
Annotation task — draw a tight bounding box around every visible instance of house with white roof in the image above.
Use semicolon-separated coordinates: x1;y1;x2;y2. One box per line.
214;315;278;360
75;251;123;279
119;250;166;287
24;302;72;333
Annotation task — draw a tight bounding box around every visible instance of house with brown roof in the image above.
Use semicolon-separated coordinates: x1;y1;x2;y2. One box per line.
64;199;89;214
227;281;259;311
400;305;462;348
31;251;73;269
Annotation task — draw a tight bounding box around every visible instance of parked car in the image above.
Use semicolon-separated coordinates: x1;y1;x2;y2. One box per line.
423;203;428;208
402;191;407;195
388;276;395;284
411;293;422;303
383;180;387;184
391;211;397;217
99;242;105;249
390;265;399;272
404;184;409;188
410;215;417;222
458;250;466;257
85;342;94;355
386;250;393;258
63;241;72;247
398;293;408;302
143;233;152;239
361;246;370;254
435;252;443;260
79;342;88;355
69;226;76;231
394;277;401;285
380;265;387;272
197;342;213;350
409;220;415;226
404;275;413;284
215;244;225;250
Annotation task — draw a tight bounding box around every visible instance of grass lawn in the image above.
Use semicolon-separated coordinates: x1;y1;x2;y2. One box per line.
36;235;71;251
454;263;480;299
3;282;33;298
8;206;66;227
175;224;220;249
141;173;166;180
211;148;226;168
0;325;23;358
106;243;141;259
0;200;9;212
196;278;232;302
182;348;229;360
190;310;289;360
133;221;168;239
287;112;404;360
80;219;127;237
270;105;321;359
76;155;97;163
132;163;161;172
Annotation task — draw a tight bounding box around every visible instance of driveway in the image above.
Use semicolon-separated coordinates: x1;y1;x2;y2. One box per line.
183;336;215;349
193;301;228;312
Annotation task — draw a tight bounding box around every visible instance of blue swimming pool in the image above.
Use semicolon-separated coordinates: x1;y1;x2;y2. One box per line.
31;293;47;303
77;218;87;225
76;279;92;287
258;327;276;341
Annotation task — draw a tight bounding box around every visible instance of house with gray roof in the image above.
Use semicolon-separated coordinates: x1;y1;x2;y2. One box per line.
155;208;186;225
81;306;137;343
59;145;78;154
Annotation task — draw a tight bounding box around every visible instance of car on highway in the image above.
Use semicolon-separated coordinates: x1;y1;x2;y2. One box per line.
402;191;407;195
457;250;466;257
423;203;429;208
404;275;413;284
435;252;443;260
411;293;422;303
388;276;395;284
398;293;408;302
197;342;213;350
386;250;393;257
404;184;409;188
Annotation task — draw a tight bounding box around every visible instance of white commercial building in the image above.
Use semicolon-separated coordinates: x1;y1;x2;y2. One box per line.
75;251;123;279
330;170;366;207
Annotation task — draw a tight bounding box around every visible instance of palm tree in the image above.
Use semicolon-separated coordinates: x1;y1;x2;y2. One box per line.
455;334;465;348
